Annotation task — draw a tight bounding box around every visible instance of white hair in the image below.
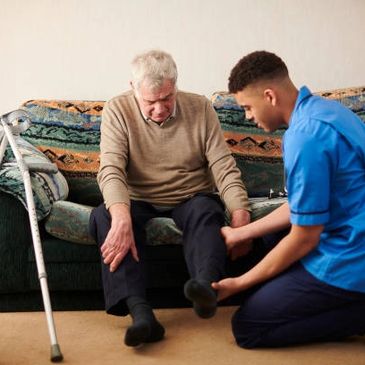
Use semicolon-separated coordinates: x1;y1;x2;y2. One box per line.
131;49;178;92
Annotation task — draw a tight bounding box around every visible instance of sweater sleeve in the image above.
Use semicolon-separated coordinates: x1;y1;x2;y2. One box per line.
97;100;130;209
204;99;250;213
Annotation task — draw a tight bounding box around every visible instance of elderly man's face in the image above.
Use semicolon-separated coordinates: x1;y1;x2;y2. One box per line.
136;79;176;123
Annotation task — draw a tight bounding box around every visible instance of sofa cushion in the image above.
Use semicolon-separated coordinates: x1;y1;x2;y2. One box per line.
0;137;69;220
44;201;95;244
21;100;103;206
44;197;287;245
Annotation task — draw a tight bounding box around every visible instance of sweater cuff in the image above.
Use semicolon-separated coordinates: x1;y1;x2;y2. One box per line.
224;190;251;214
101;180;130;210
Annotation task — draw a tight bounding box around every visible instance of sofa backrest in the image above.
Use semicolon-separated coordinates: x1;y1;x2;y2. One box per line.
21;100;104;206
21;86;365;204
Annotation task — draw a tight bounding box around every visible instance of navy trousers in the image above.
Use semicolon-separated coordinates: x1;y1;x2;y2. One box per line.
89;193;227;316
232;260;365;348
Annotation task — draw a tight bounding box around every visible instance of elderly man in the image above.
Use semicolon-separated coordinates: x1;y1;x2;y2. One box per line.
212;51;365;348
89;50;250;347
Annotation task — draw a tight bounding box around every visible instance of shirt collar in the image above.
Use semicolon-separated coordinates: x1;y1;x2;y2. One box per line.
141;103;177;126
289;86;312;124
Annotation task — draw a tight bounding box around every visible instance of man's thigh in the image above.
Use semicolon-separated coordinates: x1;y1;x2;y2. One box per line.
171;193;225;229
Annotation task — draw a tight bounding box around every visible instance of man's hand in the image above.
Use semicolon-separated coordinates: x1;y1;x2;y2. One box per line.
226;209;253;259
101;203;139;272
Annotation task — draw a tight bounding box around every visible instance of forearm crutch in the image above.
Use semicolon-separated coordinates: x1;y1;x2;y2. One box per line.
0;110;63;362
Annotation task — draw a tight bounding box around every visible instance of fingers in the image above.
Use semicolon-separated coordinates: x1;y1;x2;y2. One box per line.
130;241;139;262
211;282;229;302
101;239;139;272
109;252;125;273
211;282;220;290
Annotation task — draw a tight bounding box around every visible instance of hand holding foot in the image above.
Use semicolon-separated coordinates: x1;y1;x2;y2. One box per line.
184;279;217;319
211;277;243;301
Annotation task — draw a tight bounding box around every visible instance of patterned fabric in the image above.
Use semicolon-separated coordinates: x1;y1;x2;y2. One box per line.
316;86;365;122
0;136;69;220
45;201;95;244
21;100;104;206
44;197;286;245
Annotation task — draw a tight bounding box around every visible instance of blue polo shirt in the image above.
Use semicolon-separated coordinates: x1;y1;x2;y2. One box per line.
284;86;365;293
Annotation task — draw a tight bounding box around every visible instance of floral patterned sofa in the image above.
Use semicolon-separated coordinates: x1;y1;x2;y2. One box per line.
0;86;363;311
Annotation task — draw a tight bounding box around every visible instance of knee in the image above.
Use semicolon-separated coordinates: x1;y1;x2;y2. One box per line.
89;203;111;243
231;308;265;349
90;203;111;225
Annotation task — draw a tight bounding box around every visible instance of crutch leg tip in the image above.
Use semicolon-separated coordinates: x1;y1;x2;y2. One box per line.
50;344;63;362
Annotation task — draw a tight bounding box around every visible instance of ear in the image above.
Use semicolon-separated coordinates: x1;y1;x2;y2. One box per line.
263;88;277;106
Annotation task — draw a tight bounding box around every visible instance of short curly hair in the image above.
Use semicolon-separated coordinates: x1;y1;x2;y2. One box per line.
228;51;288;93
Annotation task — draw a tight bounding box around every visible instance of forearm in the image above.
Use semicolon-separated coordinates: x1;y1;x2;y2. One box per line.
210;155;250;212
239;202;291;241
235;224;322;291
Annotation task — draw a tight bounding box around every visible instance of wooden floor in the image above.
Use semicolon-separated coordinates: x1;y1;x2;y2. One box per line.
1;306;364;365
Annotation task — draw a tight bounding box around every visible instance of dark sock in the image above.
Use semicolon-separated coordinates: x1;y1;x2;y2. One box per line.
124;296;165;347
184;279;217;319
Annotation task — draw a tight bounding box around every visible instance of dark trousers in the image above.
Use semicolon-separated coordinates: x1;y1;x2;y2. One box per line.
232;260;365;348
89;193;226;316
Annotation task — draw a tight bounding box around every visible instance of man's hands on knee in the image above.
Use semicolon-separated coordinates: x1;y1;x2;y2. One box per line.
101;203;139;272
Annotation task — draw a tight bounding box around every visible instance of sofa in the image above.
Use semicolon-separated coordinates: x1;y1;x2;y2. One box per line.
0;86;364;312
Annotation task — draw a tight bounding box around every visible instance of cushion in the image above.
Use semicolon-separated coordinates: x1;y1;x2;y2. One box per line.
0;136;69;221
45;201;95;244
20;100;104;206
44;197;286;245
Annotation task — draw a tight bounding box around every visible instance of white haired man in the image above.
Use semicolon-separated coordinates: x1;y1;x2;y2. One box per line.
89;50;251;347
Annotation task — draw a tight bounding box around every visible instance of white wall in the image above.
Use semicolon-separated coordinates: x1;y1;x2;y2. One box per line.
1;0;365;114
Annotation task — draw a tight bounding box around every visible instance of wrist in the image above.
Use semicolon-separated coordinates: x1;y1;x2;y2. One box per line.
109;203;131;226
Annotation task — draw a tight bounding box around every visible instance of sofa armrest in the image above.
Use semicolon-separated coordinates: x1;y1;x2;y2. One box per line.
0;191;33;292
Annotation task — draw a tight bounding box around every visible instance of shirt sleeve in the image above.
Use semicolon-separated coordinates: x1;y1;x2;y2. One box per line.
204;99;250;213
97;100;130;209
284;127;334;225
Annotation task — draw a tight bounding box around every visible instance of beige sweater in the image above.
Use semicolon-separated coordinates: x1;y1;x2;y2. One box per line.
97;90;249;213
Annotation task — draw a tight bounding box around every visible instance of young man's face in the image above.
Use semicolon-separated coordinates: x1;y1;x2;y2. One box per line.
135;79;176;123
234;86;282;133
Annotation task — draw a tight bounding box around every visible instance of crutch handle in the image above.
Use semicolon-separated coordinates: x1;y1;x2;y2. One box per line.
0;109;32;135
1;109;31;125
28;162;58;174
